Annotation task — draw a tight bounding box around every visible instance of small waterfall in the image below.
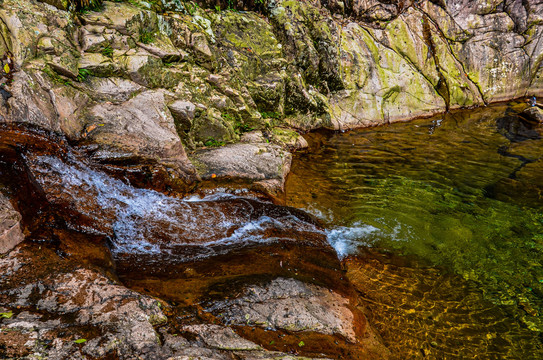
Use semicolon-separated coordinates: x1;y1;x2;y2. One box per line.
0;124;346;302
25;154;327;261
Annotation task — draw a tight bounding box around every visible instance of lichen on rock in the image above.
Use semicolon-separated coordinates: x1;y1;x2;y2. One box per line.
1;0;540;194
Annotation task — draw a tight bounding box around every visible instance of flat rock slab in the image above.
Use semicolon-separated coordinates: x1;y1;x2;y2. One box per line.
182;324;262;351
0;194;23;254
206;277;357;343
192;143;292;182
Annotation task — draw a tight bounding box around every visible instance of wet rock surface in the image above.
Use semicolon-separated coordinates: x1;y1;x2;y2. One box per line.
0;194;23;254
0;0;542;359
0;126;386;359
523;106;543;123
206;278;359;342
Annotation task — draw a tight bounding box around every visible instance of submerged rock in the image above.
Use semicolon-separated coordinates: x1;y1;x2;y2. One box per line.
207;277;358;342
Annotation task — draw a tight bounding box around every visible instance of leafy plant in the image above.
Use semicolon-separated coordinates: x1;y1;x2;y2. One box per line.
204;137;225;147
234;121;253;134
0;311;13;319
77;68;92;82
101;45;113;58
139;30;155;44
74;338;87;344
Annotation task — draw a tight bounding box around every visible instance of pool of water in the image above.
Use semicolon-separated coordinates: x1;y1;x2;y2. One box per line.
286;102;543;355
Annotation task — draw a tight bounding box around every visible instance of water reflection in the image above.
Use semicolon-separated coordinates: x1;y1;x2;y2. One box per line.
286;102;543;356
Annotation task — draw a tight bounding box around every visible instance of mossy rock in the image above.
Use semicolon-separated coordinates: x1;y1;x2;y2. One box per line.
191;110;237;145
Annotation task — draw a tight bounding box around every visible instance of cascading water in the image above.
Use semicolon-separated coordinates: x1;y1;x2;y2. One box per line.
27;154;327;261
0;124;346;306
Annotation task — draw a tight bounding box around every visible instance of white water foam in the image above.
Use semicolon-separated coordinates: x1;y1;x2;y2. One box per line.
326;223;380;257
325;219;416;258
33;156;323;257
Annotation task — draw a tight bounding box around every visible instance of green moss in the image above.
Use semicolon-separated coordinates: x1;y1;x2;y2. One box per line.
148;314;167;326
43;66;72;86
203;137;225;147
271;127;300;147
261;111;280;120
189;157;208;174
140;30;156;44
220;12;280;58
382;85;401;102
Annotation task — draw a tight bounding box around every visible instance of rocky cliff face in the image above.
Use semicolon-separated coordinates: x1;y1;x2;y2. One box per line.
0;1;542;358
0;0;541;192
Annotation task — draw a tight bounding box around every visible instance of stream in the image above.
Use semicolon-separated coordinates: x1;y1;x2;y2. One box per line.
1;102;543;358
286;102;543;357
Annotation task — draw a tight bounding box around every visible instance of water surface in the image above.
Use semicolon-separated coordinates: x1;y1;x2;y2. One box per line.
286;103;543;357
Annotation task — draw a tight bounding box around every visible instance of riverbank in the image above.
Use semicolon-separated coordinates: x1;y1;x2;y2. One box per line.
0;0;542;196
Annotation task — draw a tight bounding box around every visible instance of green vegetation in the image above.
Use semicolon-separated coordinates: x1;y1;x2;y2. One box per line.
260;111;281;120
234;121;253;134
43;66;72;86
183;1;199;15
0;311;13;319
222;113;254;135
77;68;92;82
204;137;225;147
101;45;113;58
76;0;103;12
139;30;155;44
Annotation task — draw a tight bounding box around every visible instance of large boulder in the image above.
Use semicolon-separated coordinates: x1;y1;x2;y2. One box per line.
330;22;445;129
192;142;291;181
523;106;543;123
84;89;197;186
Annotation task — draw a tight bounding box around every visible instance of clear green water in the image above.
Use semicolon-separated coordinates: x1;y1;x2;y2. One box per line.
286;103;543;334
